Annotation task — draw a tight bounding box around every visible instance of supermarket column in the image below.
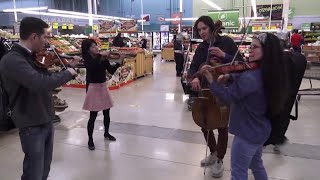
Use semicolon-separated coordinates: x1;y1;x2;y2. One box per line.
0;17;79;180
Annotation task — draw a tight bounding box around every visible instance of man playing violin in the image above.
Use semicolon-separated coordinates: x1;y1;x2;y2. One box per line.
0;17;79;180
187;16;242;178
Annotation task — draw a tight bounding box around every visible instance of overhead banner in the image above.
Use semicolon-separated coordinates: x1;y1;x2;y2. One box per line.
208;10;239;29
120;20;138;33
253;4;283;20
141;14;150;25
99;20;117;33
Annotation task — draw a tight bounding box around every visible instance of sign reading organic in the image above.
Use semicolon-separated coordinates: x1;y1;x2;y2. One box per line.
120;20;138;33
208;10;239;29
99;20;117;33
254;4;283;20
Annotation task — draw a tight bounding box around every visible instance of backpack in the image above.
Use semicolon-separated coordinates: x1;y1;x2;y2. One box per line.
0;41;18;132
265;51;307;146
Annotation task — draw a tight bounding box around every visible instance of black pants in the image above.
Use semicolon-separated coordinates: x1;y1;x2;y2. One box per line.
175;53;184;75
87;109;111;141
19;123;54;180
201;127;228;160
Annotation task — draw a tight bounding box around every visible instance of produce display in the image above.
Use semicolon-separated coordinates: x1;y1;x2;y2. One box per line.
48;36;80;55
0;29;19;39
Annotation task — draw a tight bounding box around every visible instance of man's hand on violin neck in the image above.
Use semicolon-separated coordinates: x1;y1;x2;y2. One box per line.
209;47;226;59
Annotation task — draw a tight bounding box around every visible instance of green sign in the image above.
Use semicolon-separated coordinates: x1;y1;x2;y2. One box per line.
208;10;239;29
301;23;311;31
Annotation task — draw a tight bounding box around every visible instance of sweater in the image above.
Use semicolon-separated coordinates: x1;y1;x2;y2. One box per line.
84;54;120;84
210;69;271;145
0;44;73;128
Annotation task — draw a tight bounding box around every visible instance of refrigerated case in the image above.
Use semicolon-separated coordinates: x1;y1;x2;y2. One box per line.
160;32;169;48
153;32;161;50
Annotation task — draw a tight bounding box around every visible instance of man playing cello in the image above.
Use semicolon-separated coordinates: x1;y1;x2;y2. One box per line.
187;16;242;178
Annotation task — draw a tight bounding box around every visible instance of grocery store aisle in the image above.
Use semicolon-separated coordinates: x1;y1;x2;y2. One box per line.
1;54;320;180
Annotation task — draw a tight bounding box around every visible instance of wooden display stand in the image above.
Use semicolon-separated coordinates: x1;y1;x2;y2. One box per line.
136;52;146;78
123;57;136;76
303;46;320;62
145;54;153;74
161;48;174;61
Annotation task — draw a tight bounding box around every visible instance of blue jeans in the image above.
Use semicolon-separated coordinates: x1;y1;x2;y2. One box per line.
19;123;54;180
231;136;268;180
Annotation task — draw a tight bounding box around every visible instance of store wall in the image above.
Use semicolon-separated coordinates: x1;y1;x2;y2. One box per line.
99;0;193;31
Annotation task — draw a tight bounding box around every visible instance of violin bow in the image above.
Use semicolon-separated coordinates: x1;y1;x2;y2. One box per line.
50;45;67;70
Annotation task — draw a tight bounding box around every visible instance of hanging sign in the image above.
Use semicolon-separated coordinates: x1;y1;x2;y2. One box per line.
254;4;283;20
208;10;239;29
301;23;311;31
120;20;138;33
287;23;293;31
62;24;67;30
53;22;59;29
93;25;98;30
99;20;117;33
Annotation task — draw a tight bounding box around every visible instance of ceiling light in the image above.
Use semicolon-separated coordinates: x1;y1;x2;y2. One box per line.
3;6;48;12
165;17;198;21
201;0;223;10
20;10;92;20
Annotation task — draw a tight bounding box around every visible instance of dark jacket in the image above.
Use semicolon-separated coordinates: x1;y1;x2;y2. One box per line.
84;54;120;84
0;44;73;128
188;35;242;77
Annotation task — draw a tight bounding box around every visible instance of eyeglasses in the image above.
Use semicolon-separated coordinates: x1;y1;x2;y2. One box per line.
249;45;261;50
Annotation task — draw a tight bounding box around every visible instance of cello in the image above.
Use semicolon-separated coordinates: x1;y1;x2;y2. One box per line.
191;20;230;130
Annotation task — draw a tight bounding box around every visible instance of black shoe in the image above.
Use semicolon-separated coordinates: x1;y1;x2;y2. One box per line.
104;133;116;141
88;140;95;150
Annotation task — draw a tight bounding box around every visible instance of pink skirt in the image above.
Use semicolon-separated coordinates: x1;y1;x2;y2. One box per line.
82;83;114;111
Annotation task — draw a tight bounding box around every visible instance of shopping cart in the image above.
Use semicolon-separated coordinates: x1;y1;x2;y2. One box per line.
298;62;320;100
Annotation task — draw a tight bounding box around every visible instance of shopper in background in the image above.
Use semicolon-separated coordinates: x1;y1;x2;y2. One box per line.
112;33;126;47
201;33;288;180
187;15;242;178
0;17;79;180
82;39;121;150
174;35;184;77
290;29;303;53
139;36;147;49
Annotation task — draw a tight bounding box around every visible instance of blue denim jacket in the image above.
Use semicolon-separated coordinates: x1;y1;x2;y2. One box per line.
210;69;271;145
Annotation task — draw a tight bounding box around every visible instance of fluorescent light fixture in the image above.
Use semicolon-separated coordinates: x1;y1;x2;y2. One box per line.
48;9;132;20
3;6;48;12
137;20;146;22
180;0;183;13
165;17;198;21
251;0;257;17
239;17;265;20
201;0;223;10
20;10;93;20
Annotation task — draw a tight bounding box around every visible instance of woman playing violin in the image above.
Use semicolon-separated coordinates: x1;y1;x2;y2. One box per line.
187;16;242;178
201;33;288;180
81;39;121;150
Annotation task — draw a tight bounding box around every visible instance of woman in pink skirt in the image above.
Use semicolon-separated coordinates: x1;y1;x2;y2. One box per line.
81;39;121;150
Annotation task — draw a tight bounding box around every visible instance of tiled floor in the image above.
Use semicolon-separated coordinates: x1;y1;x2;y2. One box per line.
1;55;320;180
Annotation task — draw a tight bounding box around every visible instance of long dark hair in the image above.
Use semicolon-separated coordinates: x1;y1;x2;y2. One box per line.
81;39;97;60
256;33;288;117
193;16;215;39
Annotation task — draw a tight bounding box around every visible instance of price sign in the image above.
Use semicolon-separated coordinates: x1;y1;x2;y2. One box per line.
62;24;67;30
53;22;59;29
93;25;98;30
68;24;74;30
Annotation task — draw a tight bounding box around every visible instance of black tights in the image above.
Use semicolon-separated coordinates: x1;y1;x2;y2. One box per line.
87;109;111;141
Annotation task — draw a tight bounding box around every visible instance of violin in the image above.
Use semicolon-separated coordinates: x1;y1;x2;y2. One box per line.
35;45;82;70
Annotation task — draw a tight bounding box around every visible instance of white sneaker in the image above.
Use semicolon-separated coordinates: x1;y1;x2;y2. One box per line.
200;153;217;166
211;160;224;178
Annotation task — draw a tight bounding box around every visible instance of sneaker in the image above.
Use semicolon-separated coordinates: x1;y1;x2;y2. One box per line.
200;153;217;166
211;160;224;178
